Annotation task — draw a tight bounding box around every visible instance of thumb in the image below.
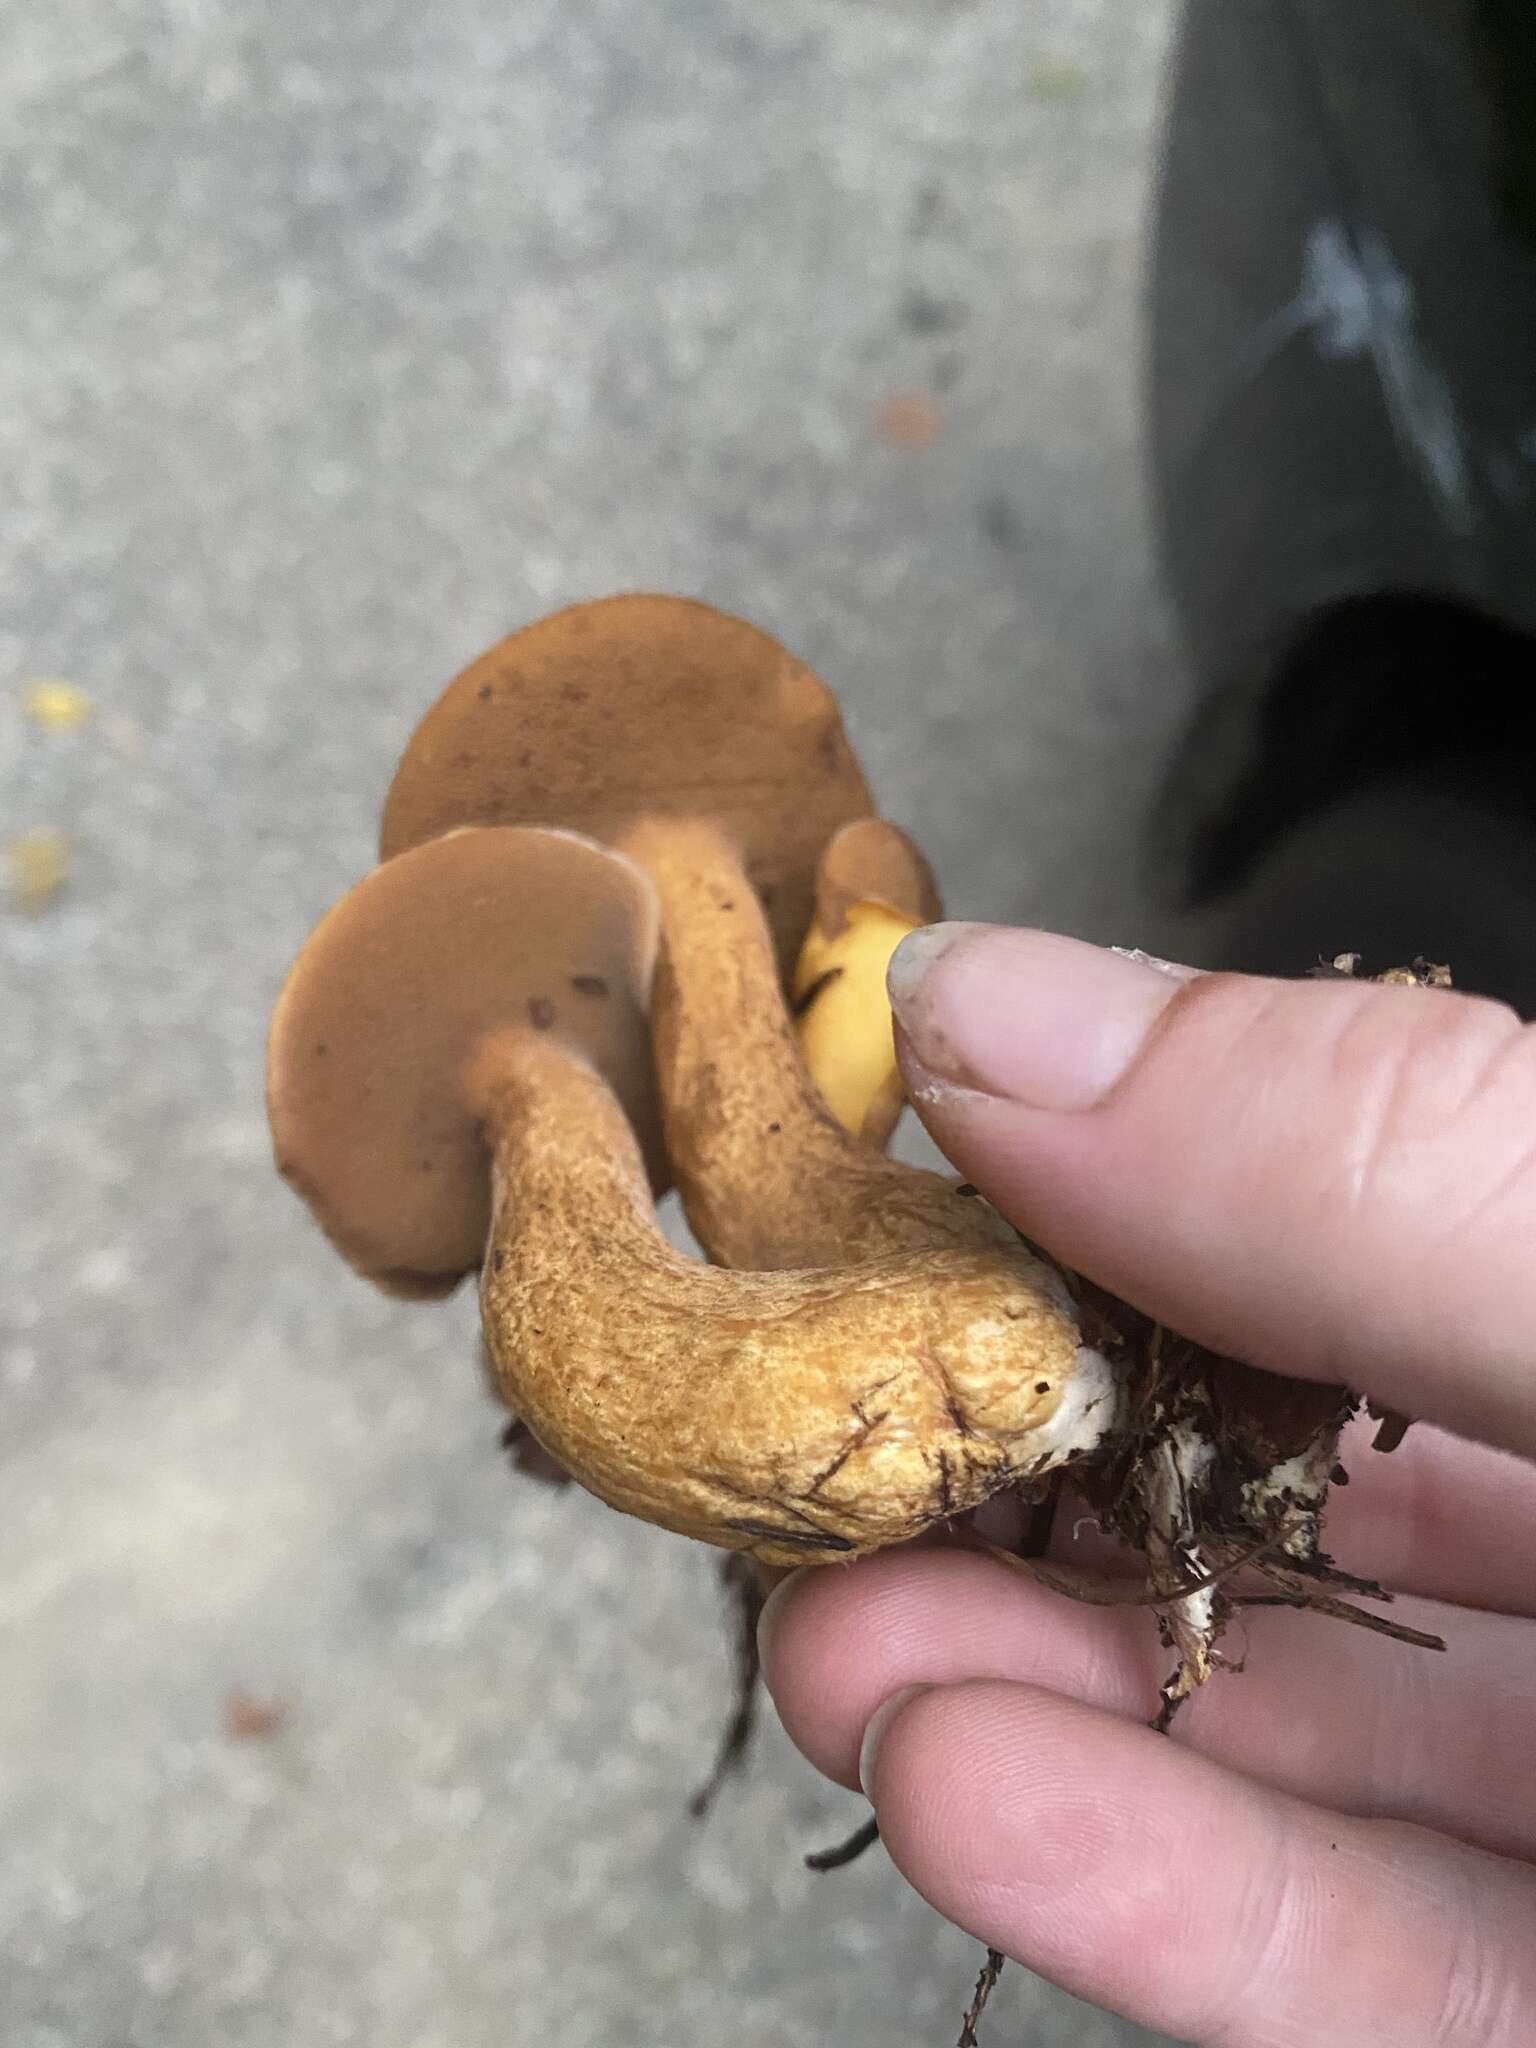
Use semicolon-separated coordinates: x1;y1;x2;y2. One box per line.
889;926;1536;1459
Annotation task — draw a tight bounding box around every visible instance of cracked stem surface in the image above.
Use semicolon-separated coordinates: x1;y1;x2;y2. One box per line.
473;1031;1082;1566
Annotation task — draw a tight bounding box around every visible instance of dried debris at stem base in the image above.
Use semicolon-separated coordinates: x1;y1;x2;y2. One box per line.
499;1414;573;1488
1367;1399;1413;1453
957;1949;1006;2048
805;1815;881;1872
690;1553;766;1818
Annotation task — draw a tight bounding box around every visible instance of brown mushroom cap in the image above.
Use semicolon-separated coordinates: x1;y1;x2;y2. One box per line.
809;817;942;937
267;826;664;1298
378;594;872;972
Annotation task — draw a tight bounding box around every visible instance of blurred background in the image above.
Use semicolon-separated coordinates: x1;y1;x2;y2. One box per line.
7;1;1534;2043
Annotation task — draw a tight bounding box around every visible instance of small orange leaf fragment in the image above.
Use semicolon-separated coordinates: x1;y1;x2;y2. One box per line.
6;831;72;911
876;391;941;451
223;1690;290;1741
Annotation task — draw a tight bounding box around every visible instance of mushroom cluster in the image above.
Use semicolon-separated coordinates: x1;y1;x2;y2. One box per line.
268;595;1435;1724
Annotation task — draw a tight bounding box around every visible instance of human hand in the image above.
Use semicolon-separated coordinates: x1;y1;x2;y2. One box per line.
761;929;1536;2047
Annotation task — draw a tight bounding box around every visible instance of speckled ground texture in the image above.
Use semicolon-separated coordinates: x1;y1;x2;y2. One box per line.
3;3;1188;2044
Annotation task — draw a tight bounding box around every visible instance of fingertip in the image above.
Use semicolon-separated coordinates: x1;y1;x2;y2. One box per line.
758;1552;964;1786
754;1562;807;1680
862;1678;1247;2034
861;1678;1536;2047
893;927;1196;1113
758;1552;940;1787
756;1547;1160;1792
864;1679;1159;1962
858;1683;934;1798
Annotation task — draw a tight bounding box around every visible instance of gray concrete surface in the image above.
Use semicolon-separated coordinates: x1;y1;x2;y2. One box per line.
2;2;1187;2043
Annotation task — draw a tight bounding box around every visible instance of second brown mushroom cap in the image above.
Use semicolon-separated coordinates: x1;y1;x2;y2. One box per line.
380;594;1030;1270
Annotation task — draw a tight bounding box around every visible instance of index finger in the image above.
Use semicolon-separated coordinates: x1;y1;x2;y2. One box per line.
890;929;1536;1458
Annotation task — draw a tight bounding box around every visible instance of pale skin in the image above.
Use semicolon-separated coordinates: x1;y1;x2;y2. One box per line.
761;928;1536;2048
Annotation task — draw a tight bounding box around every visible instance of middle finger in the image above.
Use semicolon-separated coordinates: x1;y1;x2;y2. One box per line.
761;1547;1536;1862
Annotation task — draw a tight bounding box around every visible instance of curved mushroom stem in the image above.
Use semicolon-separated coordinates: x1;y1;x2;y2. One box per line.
623;816;1012;1269
470;1029;1115;1567
623;817;1357;1704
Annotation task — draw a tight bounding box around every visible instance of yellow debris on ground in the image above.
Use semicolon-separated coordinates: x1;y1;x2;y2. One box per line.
6;831;72;912
1030;54;1087;101
23;679;93;732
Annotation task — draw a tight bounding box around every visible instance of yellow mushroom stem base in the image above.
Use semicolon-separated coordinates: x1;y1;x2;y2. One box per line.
793;898;923;1143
